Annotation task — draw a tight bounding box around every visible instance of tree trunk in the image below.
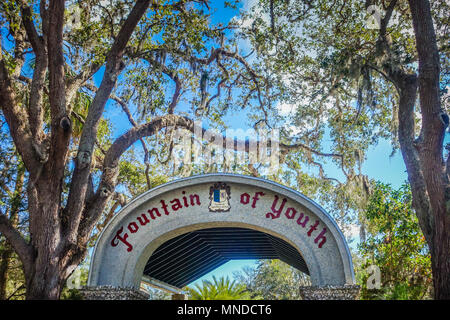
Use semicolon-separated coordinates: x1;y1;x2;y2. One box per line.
23;232;83;300
25;266;63;300
25;191;70;300
431;224;450;299
0;248;12;299
0;0;153;300
23;231;85;300
0;166;25;299
24;179;87;299
24;230;81;300
407;0;450;300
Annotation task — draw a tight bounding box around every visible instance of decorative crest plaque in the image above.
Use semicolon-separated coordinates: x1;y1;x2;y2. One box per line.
208;182;231;212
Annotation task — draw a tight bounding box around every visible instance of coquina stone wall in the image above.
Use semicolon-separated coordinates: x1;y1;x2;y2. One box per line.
299;285;360;300
80;286;149;300
80;285;360;300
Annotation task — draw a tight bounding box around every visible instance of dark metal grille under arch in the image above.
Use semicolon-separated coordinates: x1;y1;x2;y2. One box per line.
143;227;310;288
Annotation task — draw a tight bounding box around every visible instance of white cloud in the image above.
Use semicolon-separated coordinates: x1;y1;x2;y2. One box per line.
344;223;361;240
230;0;271;58
277;102;297;116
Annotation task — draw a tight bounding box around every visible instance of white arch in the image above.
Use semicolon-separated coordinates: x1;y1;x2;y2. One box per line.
88;174;355;288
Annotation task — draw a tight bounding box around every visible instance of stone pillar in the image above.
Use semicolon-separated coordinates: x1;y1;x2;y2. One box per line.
80;286;150;300
299;285;360;300
172;293;187;300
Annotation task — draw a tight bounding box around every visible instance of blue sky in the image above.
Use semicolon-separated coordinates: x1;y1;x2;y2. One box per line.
91;1;414;288
87;1;448;294
0;0;433;291
180;0;411;285
188;137;409;287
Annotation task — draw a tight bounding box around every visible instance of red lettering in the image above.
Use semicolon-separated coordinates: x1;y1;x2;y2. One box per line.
314;228;327;248
189;194;201;206
285;207;297;219
128;222;139;233
307;220;320;237
160;200;170;215
111;226;133;252
296;212;309;227
170;198;182;211
251;192;265;208
240;193;250;204
182;191;189;207
266;195;287;219
137;213;150;226
148;207;161;219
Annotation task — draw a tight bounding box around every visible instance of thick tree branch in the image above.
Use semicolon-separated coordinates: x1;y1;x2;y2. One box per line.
39;0;49;38
7;2;48;144
76;115;195;242
44;0;71;219
76;112;346;242
280;141;343;161
379;0;398;37
0;211;33;278
408;0;450;299
47;0;68;123
108;92;153;188
396;71;433;241
11;31;27;80
369;0;435;242
66;62;102;107
409;0;443;160
84;83;152;187
140;54;182;114
64;0;151;245
27;52;47;140
0;60;41;174
20;3;44;54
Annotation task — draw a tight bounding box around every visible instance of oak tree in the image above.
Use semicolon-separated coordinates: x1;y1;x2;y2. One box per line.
0;0;276;299
239;0;449;298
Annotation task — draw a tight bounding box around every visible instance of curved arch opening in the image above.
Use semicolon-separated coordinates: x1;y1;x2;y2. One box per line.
88;174;355;291
142;226;310;289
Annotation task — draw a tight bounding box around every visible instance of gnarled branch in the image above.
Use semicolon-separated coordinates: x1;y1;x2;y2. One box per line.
0;211;33;278
63;0;151;246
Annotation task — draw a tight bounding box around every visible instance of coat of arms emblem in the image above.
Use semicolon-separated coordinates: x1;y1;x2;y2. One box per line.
208;182;231;212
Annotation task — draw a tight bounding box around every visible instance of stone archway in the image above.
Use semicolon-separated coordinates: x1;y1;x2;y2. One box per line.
85;174;359;300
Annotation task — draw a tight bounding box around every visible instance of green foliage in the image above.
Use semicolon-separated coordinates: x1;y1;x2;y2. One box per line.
117;148;169;198
0;118;27;300
236;0;447;226
60;261;90;300
1;0;444;300
0;247;25;300
233;259;310;300
358;182;432;300
144;286;172;300
186;276;250;300
60;288;85;300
